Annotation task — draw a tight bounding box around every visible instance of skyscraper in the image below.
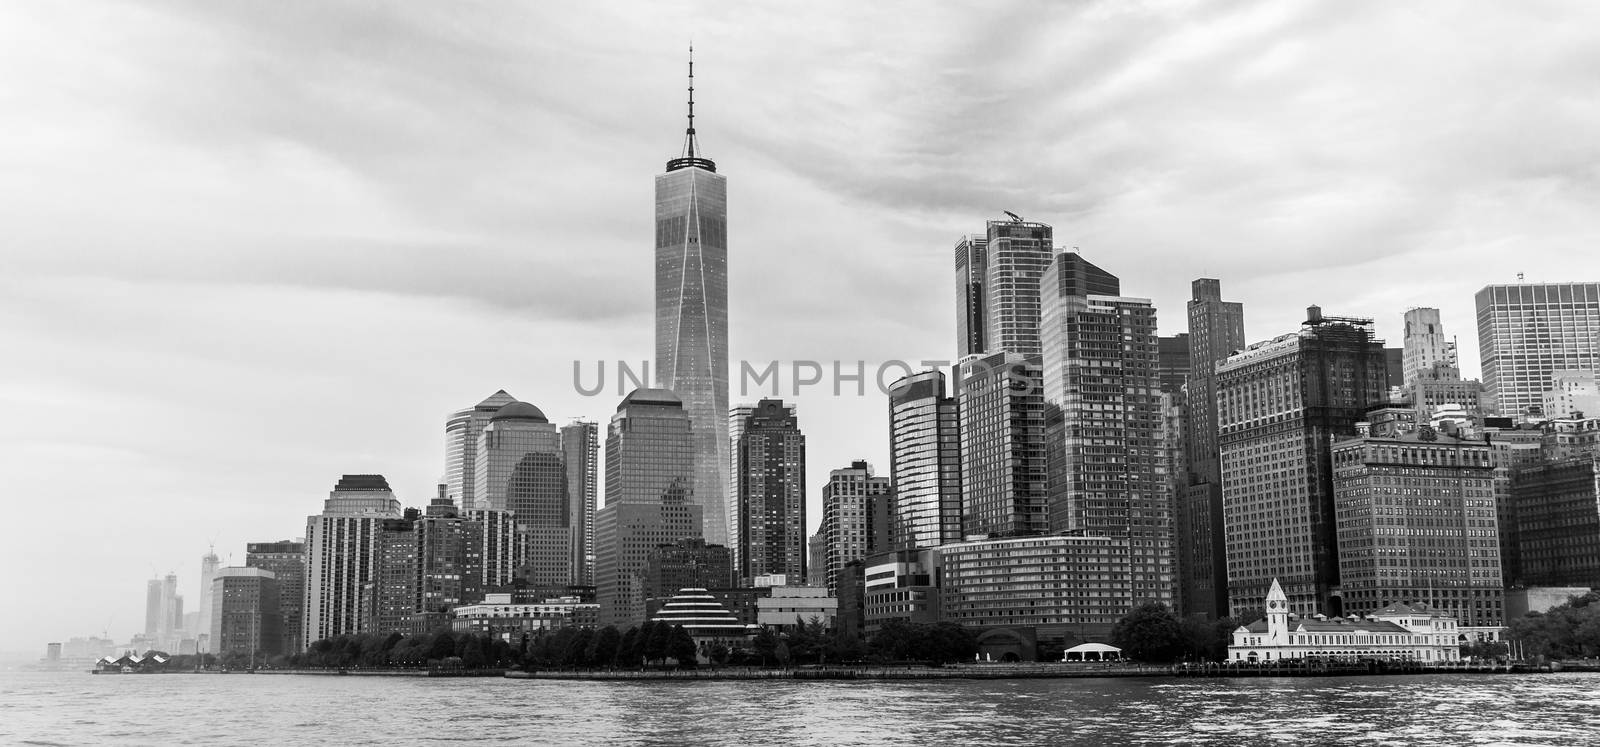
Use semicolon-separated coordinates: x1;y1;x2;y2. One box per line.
595;388;702;626
1476;282;1600;419
1038;256;1172;608
887;370;963;548
443;389;518;507
245;540;305;655
196;548;219;653
980;219;1054;358
473;400;570;588
1182;278;1245;619
1215;308;1388;615
208;567;281;662
655;51;729;548
954;235;988;357
1401;307;1458;386
561;420;600;586
820;461;892;594
304;474;402;649
957;351;1048;538
732;399;807;585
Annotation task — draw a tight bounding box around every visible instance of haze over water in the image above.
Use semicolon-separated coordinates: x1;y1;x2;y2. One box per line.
4;671;1595;745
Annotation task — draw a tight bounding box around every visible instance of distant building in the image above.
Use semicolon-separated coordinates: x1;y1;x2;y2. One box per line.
1228;579;1461;663
1476;282;1600;419
731;400;807;585
196;548;219;654
1182;278;1246;619
887;370;963;549
1401;308;1458;388
756;586;838;629
595;389;702;627
450;593;599;641
474;400;571;588
245;540;305;655
1510;455;1600;589
1332;428;1503;627
304;474;403;649
209;567;282;661
144;573;181;650
642;538;732;616
820;461;893;595
1543;371;1600;420
958;352;1047;538
806;532;827;588
938;534;1132;639
443;390;518;507
561;420;600;586
1216;308;1388;616
862;548;942;635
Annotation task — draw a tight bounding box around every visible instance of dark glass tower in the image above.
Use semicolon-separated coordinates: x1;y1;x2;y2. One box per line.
655;48;730;547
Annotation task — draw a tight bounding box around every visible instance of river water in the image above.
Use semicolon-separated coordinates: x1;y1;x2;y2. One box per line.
2;670;1594;745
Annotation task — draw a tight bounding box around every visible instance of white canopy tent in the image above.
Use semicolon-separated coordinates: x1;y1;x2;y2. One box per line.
1062;642;1122;661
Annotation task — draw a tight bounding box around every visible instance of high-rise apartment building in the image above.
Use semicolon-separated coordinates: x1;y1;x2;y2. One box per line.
1476;282;1600;419
1332;429;1502;627
732;399;807;585
1215;308;1387;616
595;388;703;626
655;55;729;548
303;474;402;649
954;235;988;357
958;351;1048;538
208;567;281;661
1182;278;1246;619
372;496;486;636
820;461;893;595
981;219;1054;358
1038;256;1173;608
196;548;219;653
561;421;600;586
474;400;570;588
887;370;963;548
245;540;305;655
443;389;517;507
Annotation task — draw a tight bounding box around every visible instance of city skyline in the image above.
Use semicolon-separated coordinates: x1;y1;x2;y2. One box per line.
5;2;1600;653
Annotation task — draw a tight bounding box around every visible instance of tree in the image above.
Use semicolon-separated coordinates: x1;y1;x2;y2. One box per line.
708;643;731;667
618;627;641;667
428;632;458;663
564;629;595;667
1179;614;1238;662
752;627;779;666
774;640;792;667
1111;602;1184;662
646;621;674;665
588;626;622;668
669;625;698;667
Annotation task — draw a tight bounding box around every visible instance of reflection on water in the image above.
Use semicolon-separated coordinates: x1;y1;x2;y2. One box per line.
1;670;1593;745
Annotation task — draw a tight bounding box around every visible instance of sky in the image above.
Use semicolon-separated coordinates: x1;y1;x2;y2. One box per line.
3;0;1599;655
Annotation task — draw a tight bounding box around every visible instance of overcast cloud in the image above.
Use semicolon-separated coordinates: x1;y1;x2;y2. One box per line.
3;0;1598;653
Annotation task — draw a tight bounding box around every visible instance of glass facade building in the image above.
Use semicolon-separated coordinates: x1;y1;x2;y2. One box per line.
957;351;1048;538
443;390;517;508
1476;282;1600;419
473;401;570;588
561;421;600;586
245;540;305;655
887;370;963;548
655;146;729;548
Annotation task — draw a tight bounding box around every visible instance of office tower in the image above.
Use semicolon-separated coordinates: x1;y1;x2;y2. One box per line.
444;389;518;507
595;388;703;626
820;461;893;594
196;548;219;653
303;474;403;649
887;370;963;548
245;540;305;655
955;234;988;357
981;219;1055;357
1332;428;1502;627
1401;308;1459;386
1158;334;1191;395
655;52;729;548
641;537;732;617
1182;278;1246;619
938;535;1133;640
1038;255;1173;608
958;351;1048;538
474;400;571;587
208;567;282;661
1477;282;1600;419
1215;308;1388;616
561;421;600;586
732;399;807;584
1510;455;1600;589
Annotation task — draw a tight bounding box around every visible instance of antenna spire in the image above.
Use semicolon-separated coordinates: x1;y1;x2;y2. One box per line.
684;45;698;159
666;44;715;172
